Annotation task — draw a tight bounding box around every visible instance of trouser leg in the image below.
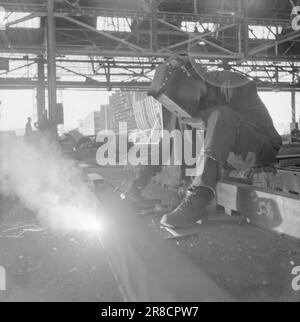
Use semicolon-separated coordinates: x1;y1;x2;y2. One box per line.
191;105;278;193
201;106;241;163
133;109;179;189
191;106;241;192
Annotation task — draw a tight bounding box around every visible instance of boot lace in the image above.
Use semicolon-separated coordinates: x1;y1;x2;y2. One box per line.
176;191;197;212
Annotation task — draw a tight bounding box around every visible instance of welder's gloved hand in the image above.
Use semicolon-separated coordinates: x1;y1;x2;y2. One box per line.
117;178;143;202
180;117;206;130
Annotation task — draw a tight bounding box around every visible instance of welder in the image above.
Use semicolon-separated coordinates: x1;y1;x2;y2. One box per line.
125;57;282;228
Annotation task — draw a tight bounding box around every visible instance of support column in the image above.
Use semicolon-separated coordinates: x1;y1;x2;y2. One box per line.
194;0;198;14
241;0;249;58
292;67;296;123
238;0;242;53
46;0;57;134
290;68;297;140
36;55;45;122
292;90;296;123
151;0;158;52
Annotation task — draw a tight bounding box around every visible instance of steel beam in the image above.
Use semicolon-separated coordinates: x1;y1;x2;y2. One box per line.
151;0;158;52
158;19;238;56
4;12;45;29
36;55;45;122
250;29;300;56
54;45;240;59
59;15;145;53
163;23;237;51
242;0;249;57
0;1;292;27
0;78;151;90
46;0;57;133
292;89;296;123
0;78;299;91
3;44;300;62
193;0;198;14
292;68;296;123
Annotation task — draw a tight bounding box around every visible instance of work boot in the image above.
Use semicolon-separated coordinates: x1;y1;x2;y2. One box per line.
160;187;213;228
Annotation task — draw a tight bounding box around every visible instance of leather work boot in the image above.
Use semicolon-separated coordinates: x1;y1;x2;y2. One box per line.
160;187;213;228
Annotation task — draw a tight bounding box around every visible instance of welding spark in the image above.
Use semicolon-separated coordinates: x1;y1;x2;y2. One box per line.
50;205;104;233
77;214;103;232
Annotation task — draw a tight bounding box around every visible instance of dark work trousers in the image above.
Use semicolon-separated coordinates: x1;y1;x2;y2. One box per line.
135;105;278;192
191;105;279;192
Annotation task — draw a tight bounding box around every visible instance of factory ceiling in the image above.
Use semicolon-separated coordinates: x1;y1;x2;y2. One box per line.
0;0;299;90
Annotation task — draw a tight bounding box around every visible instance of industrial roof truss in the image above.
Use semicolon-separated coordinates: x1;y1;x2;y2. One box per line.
0;0;299;91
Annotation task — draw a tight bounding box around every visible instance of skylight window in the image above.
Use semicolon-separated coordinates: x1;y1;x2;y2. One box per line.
181;21;216;33
5;12;40;29
249;25;282;40
97;16;132;32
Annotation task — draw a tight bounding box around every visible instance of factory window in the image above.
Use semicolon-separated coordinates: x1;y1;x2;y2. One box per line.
3;12;40;28
97;16;132;32
249;25;282;39
181;21;216;33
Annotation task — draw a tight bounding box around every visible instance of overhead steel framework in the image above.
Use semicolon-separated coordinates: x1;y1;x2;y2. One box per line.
0;0;300;92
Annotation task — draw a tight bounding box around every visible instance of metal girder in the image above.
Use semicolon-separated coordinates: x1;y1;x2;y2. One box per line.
242;0;249;57
0;1;297;61
250;29;300;56
5;54;299;70
151;0;158;52
0;2;45;15
114;16;146;51
36;55;45;122
162;23;237;51
0;1;292;27
1;54;298;90
0;78;151;90
47;0;57;132
58;14;146;53
0;61;35;76
0;0;299;93
2;44;300;62
4;12;45;29
0;77;299;91
158;18;239;57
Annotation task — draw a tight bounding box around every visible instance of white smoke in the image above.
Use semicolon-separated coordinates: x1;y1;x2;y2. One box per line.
0;135;101;231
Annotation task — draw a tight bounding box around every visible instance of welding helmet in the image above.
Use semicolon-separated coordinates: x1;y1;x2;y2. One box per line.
148;56;206;118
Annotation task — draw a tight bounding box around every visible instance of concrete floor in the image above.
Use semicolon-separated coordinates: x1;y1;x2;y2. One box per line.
90;165;300;302
0;198;122;302
1;157;300;301
149;210;300;301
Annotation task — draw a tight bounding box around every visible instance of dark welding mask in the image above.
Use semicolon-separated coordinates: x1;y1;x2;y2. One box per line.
148;58;204;118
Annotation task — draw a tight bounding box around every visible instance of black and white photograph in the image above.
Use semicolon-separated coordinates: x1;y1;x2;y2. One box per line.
0;0;300;306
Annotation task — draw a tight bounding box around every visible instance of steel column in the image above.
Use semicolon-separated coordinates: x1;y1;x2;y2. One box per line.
151;0;158;52
242;0;249;58
36;55;45;122
194;0;198;14
60;15;145;53
46;0;57;133
292;68;296;123
292;90;296;123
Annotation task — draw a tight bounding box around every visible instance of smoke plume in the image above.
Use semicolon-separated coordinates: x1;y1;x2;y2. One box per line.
0;135;100;231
